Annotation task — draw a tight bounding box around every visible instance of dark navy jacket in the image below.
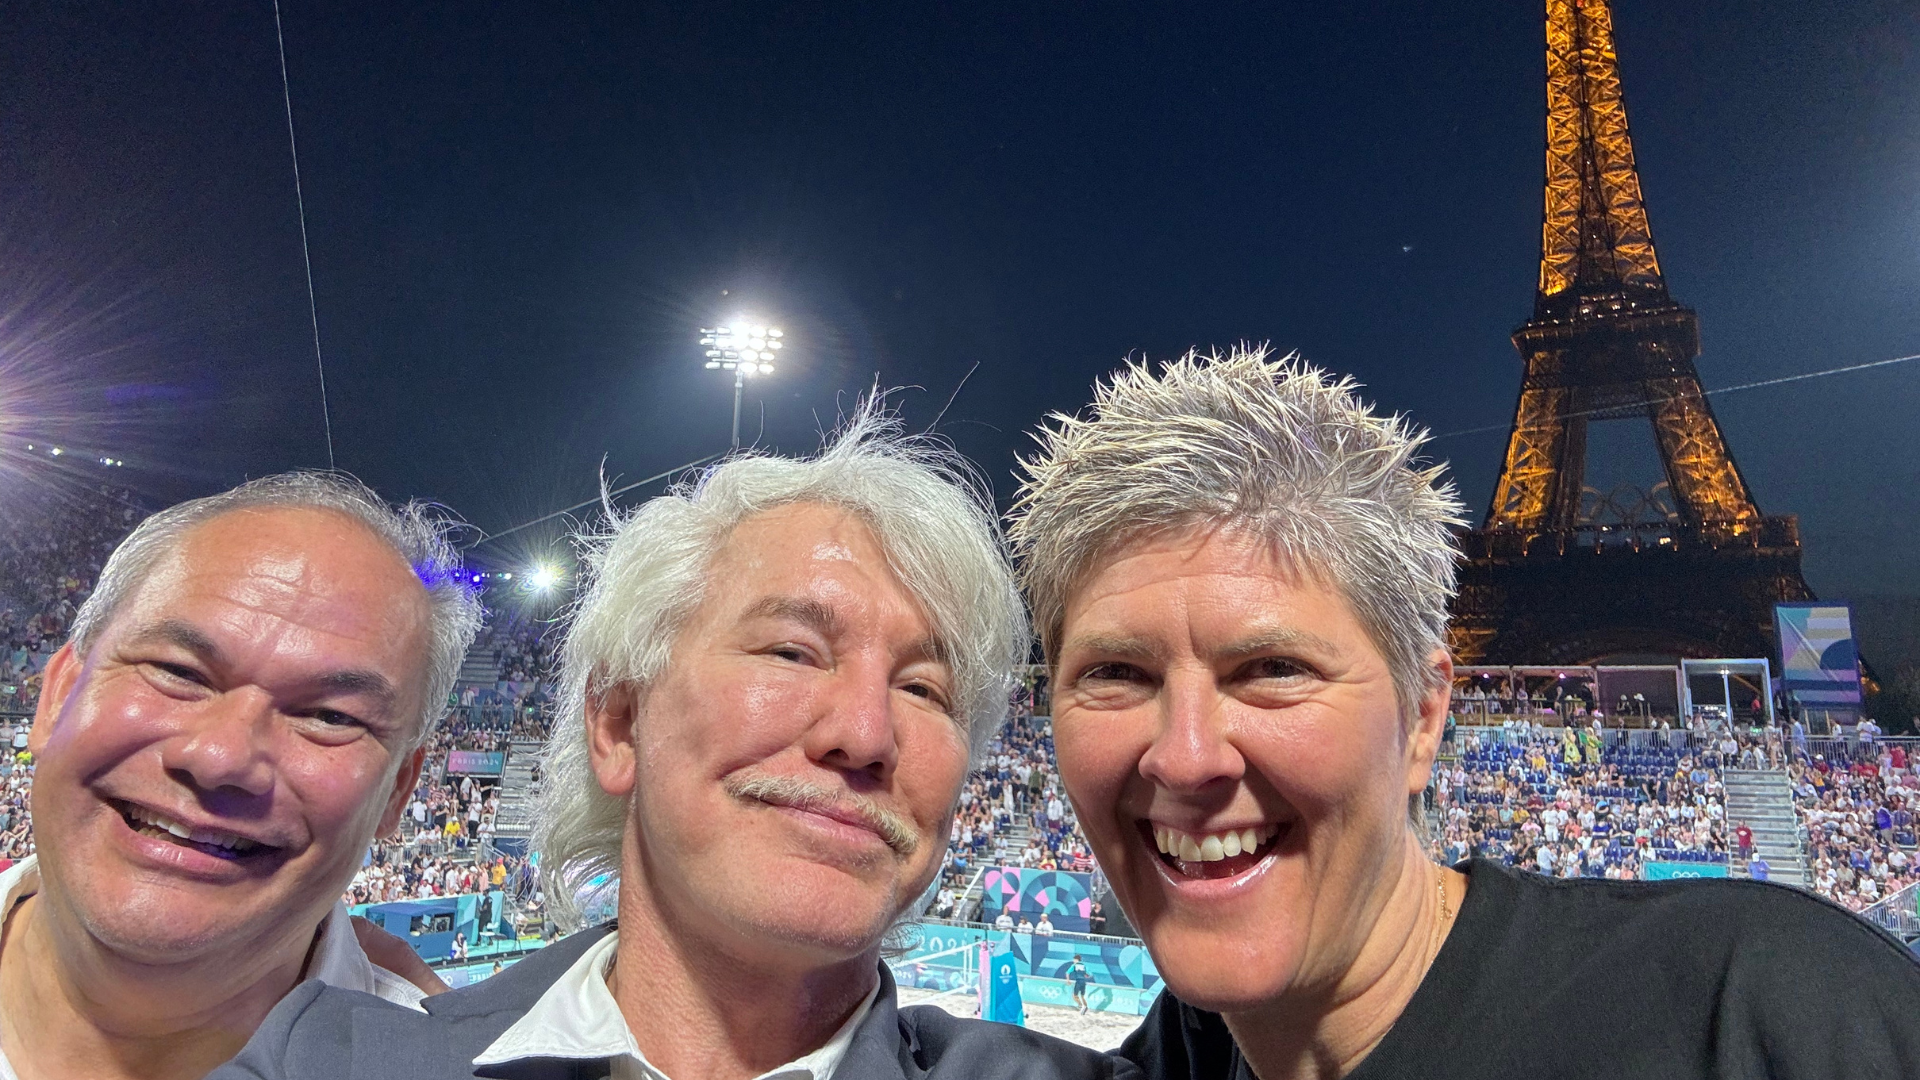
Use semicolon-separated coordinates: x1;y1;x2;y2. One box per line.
210;924;1139;1080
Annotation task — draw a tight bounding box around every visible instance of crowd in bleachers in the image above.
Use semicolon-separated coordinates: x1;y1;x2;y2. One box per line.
1433;722;1728;879
347;848;519;906
353;612;558;897
360;699;556;903
1792;740;1920;911
0;481;146;865
912;684;1920;923
357;617;559;910
458;620;557;717
12;476;1920;939
0;736;31;864
1450;678;1605;721
426;708;533;757
0;481;145;713
345;840;545;937
397;769;502;851
931;688;1096;919
0;609;52;717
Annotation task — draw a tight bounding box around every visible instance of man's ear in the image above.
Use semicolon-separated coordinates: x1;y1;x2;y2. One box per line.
377;743;428;838
1404;648;1454;798
586;682;640;799
29;642;85;757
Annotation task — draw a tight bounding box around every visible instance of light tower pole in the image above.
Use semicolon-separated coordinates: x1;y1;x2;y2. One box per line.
699;321;783;449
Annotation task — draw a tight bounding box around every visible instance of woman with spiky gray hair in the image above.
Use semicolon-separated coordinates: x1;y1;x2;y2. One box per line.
1013;347;1920;1080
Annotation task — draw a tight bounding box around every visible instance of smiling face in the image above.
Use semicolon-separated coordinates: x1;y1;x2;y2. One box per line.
588;502;969;967
27;507;434;966
1050;525;1446;1011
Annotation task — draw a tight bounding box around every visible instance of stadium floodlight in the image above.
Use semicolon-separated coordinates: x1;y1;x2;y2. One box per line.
527;564;560;592
699;318;784;449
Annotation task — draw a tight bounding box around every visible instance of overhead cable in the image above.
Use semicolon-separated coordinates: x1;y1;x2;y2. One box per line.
468;451;723;548
1431;351;1920;442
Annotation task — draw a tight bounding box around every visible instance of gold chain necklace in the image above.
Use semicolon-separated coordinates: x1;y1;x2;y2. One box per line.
1425;867;1452;972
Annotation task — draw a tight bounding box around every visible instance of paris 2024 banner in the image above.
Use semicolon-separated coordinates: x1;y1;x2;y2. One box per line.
891;867;1166;1016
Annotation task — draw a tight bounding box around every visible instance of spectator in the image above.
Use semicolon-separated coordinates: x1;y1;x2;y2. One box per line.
1791;741;1920;910
1433;727;1729;879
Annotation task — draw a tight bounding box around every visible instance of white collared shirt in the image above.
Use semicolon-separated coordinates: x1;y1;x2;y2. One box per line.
475;931;879;1080
0;854;428;1080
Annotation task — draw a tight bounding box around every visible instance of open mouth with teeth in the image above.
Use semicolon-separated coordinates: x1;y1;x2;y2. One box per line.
113;800;277;861
1145;821;1288;881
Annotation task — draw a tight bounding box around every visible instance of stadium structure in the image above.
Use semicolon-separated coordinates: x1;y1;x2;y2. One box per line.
1446;0;1818;668
0;0;1911;1048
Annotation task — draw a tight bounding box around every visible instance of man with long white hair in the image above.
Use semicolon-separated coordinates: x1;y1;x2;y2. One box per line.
217;408;1136;1080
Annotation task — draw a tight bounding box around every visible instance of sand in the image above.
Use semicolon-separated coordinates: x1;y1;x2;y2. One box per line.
896;985;1148;1051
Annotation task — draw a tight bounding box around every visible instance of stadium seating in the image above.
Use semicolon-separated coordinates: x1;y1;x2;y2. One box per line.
1790;743;1920;910
7;483;1917;931
1434;724;1728;879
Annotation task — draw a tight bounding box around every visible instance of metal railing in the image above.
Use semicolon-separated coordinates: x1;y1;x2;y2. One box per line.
1859;881;1920;942
1447;722;1712;753
910;916;1145;951
957;864;986;923
1797;736;1920;766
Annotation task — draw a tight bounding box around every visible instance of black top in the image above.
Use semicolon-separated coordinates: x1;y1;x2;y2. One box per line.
1118;859;1920;1079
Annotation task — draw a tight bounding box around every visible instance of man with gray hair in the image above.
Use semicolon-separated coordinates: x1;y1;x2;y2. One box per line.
0;473;481;1080
215;409;1135;1080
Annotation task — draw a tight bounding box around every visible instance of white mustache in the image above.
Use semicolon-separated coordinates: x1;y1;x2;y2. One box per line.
723;773;919;855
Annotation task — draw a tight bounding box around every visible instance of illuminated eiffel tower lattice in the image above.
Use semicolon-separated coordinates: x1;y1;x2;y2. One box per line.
1448;0;1815;665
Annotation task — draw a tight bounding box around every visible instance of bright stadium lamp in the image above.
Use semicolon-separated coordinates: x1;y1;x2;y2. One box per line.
699;317;784;449
526;564;560;592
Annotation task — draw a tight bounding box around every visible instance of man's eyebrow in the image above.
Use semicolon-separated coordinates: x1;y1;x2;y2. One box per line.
311;669;398;707
125;618;397;708
122;619;223;662
741;595;844;638
900;634;953;668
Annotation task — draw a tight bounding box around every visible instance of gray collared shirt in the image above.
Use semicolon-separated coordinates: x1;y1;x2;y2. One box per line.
0;854;427;1080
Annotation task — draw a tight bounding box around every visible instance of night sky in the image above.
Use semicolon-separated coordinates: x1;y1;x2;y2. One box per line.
2;2;1917;599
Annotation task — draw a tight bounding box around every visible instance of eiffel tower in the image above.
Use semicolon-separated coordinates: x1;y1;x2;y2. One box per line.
1448;0;1815;665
